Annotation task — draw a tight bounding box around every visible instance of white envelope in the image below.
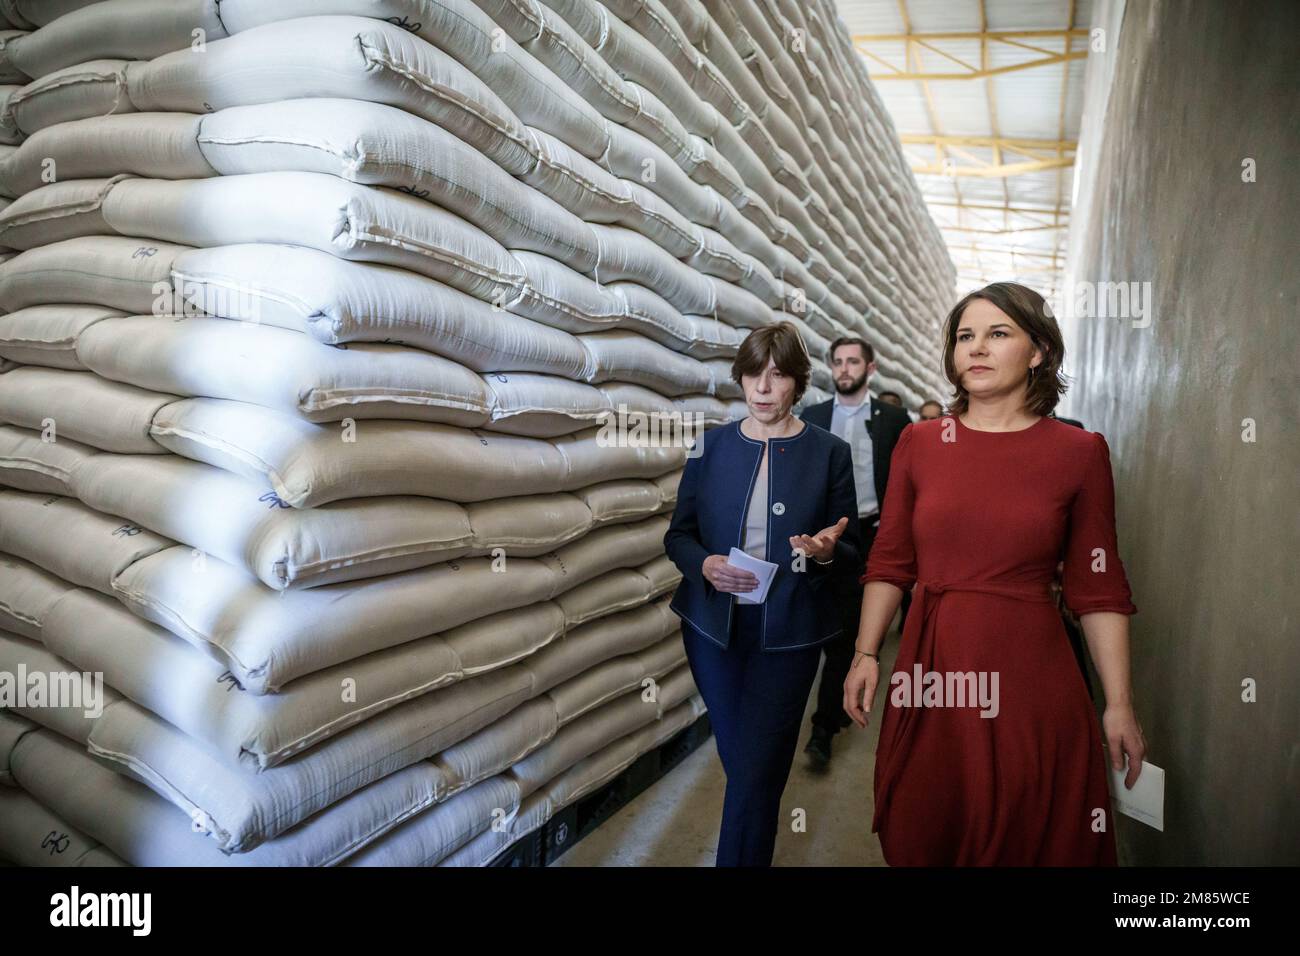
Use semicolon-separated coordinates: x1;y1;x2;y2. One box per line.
1108;758;1165;831
726;547;779;605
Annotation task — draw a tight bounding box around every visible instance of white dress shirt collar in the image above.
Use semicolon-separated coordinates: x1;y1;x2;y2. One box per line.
834;392;873;417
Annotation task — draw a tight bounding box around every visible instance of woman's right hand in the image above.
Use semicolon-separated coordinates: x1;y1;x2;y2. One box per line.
702;554;760;593
843;653;880;729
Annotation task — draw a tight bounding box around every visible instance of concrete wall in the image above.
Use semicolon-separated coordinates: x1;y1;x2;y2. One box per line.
1063;0;1298;864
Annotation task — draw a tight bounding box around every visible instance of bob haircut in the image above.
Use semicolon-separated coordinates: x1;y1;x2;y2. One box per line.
942;281;1068;417
731;321;811;405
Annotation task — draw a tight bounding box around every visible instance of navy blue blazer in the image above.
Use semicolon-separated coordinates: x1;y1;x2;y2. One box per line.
663;418;862;652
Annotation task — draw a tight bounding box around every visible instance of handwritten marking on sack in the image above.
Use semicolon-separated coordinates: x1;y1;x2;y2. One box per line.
217;671;243;692
42;831;70;855
384;15;422;32
112;523;144;537
258;491;291;509
131;246;159;260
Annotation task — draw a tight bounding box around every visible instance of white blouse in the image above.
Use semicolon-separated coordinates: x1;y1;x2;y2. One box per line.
739;449;769;561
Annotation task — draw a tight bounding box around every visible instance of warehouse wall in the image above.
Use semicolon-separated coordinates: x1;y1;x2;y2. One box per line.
1063;0;1299;864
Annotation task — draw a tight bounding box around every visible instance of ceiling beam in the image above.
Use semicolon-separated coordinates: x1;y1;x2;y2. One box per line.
912;156;1075;176
940;223;1069;234
854;29;1089;42
947;245;1061;260
922;199;1071;215
864;51;1086;81
854;28;1088;81
901;135;1078;151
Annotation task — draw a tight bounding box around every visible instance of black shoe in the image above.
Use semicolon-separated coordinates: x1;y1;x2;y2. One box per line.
804;727;832;770
838;711;853;729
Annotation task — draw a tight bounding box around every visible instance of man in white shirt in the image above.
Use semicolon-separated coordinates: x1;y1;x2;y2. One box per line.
798;338;913;769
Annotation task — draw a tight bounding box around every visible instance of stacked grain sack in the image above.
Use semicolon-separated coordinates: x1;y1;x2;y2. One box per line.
0;0;953;867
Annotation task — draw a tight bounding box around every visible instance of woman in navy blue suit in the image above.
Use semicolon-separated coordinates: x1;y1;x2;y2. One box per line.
664;321;861;866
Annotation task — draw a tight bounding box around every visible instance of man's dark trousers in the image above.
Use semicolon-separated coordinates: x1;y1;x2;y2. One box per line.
810;519;878;735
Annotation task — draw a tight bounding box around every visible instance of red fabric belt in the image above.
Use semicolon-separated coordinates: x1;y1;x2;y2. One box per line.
872;579;1056;834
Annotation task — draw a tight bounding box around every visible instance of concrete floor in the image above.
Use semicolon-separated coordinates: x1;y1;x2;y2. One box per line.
554;624;900;866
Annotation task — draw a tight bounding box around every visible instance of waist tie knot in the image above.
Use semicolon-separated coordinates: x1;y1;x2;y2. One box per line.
872;578;1055;835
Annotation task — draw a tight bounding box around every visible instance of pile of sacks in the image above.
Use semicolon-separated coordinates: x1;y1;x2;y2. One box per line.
0;0;953;867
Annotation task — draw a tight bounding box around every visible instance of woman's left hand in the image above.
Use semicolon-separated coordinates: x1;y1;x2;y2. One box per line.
1103;704;1147;789
789;516;849;563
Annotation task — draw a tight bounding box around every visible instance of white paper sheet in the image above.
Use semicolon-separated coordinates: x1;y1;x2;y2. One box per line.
726;547;779;605
1109;758;1165;831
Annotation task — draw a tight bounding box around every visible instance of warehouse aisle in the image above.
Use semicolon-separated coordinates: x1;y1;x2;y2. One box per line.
0;0;958;869
554;626;901;866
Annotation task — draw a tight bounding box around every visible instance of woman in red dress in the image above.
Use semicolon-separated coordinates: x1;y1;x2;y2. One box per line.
844;282;1147;866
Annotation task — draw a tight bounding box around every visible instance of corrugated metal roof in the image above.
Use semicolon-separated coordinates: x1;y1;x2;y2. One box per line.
839;0;1093;301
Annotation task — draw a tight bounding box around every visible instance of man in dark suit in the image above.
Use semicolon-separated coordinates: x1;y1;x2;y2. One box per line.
799;337;912;769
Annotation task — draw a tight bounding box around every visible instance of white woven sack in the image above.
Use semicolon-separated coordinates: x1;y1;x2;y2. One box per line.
74;314;496;427
2;60;135;135
147;399;685;508
0;365;171;454
0;488;170;594
216;0;612;163
0;787;112;866
4;0;227;80
0;236;187;313
169;244;600;375
93;173;524;305
195;98;599;271
0;112;211;196
126;16;537;174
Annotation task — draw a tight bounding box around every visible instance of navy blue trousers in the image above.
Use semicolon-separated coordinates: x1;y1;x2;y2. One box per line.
683;602;823;867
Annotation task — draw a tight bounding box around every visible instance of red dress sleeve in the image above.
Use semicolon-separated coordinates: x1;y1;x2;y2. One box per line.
860;423;917;590
1061;432;1138;616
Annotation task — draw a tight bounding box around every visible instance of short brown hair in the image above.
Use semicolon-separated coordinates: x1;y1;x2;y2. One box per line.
942;282;1068;416
732;321;811;403
827;336;874;365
